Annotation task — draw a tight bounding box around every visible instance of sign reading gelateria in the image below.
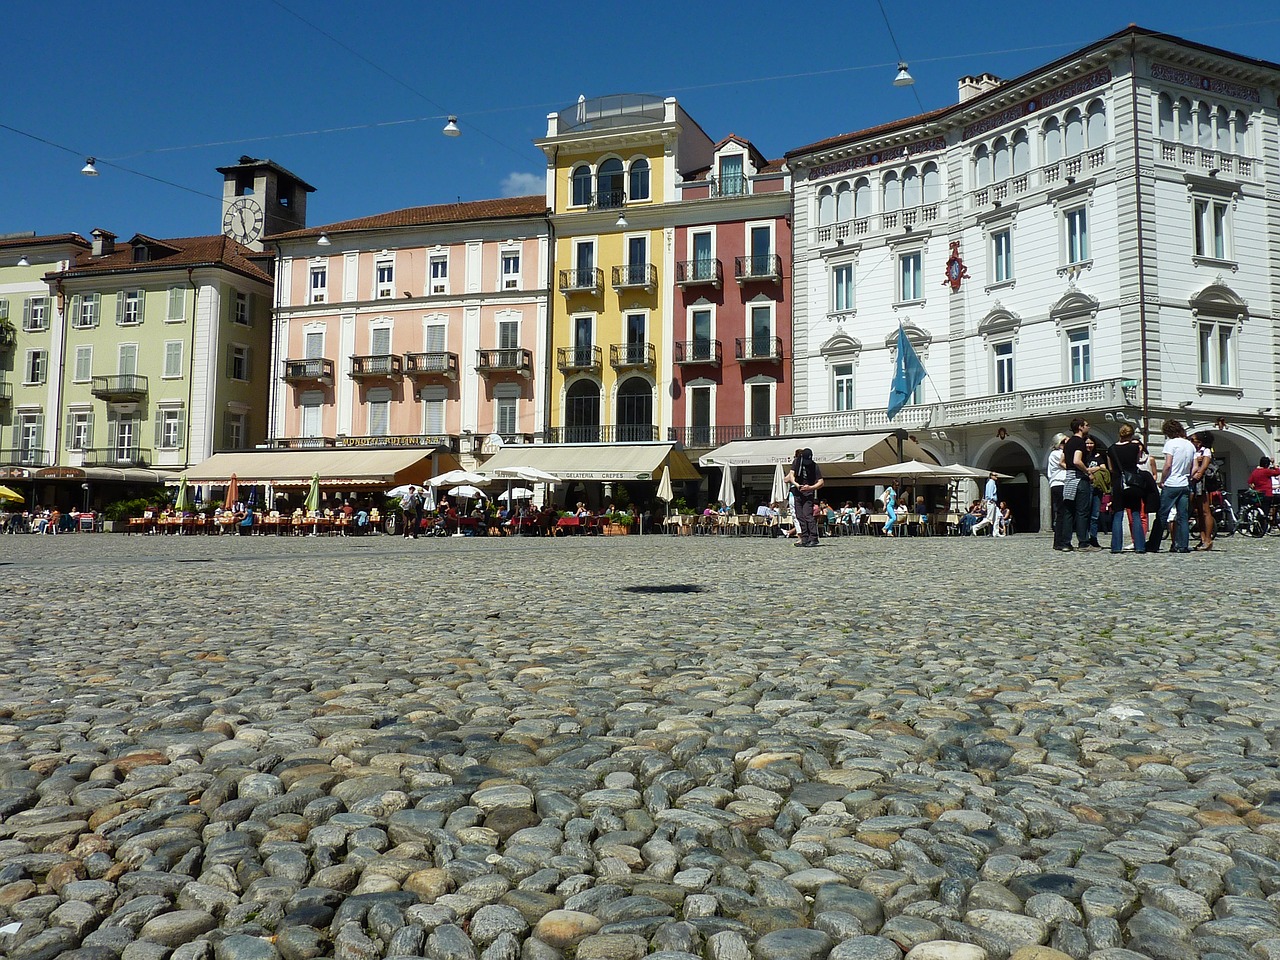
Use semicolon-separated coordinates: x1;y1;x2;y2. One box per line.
961;67;1113;141
334;435;450;449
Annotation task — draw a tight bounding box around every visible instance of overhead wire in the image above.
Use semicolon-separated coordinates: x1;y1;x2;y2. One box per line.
874;0;926;113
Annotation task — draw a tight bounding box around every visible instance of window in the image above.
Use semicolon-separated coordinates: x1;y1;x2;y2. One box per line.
690;308;713;361
571;165;592;206
1065;207;1089;265
501;252;520;290
1198;322;1234;386
0;299;6;321
367;387;391;437
429;256;448;295
424;322;446;353
300;391;323;439
118;289;144;325
898;251;923;302
750;304;773;356
688;385;712;446
156;408;185;450
817;187;834;225
118;344;137;377
17;413;43;462
223;412;247;450
421;390;446;435
1011;134;1029;177
66;410;93;451
748;382;773;437
718;154;745;196
629;158;650;201
234;292;250;326
836;183;852;220
1087;101;1107;148
228;344;250;381
993;341;1015;394
70;294;98;330
495;395;517;435
1042;118;1062;164
24;349;47;385
375;259;394;298
833;363;855;411
973;147;991;188
310;265;328;303
304;330;324;360
993;141;1010;182
597;158;624;208
883;172;902;210
831;263;854;313
497;318;520;350
691;232;714;280
1065;109;1084;156
1067;328;1091;384
23;296;49;332
163;341;184;379
371;326;392;357
1193;198;1230;261
73;345;92;382
167;286;185;321
992;229;1013;284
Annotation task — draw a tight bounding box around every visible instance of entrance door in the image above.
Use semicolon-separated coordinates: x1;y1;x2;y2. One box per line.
573;315;593;366
115;417;135;462
565;380;600;442
625;313;646;365
627;236;647;285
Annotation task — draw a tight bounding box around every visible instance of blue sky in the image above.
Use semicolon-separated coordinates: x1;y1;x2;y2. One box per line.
3;2;1278;241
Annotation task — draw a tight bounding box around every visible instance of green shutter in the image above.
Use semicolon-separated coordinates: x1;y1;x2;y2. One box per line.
135;290;145;324
106;417;117;451
116;291;125;325
0;299;8;321
65;412;76;450
226;343;235;379
84;414;94;449
22;298;31;328
175;410;186;449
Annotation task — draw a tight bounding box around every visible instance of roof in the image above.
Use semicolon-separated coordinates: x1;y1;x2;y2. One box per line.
48;234;272;284
182;447;459;487
480;443;701;482
787;23;1280;160
269;195;549;241
0;233;89;252
215;156;317;193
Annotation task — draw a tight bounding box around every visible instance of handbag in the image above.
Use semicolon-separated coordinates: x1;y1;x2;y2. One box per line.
1120;469;1141;491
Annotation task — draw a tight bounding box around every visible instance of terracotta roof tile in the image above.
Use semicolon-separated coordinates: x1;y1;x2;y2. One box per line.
787;105;954;159
0;233;90;251
49;234;272;284
270;195;548;241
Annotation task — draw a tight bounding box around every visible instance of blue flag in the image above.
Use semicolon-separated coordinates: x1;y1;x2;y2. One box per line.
886;325;926;420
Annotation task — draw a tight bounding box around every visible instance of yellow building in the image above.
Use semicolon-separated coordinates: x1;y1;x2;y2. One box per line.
536;95;713;443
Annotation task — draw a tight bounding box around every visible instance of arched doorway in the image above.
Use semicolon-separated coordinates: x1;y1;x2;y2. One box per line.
565;379;600;442
616;377;654;442
986;441;1040;533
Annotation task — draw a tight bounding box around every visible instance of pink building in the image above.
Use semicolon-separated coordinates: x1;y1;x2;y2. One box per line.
268;197;549;461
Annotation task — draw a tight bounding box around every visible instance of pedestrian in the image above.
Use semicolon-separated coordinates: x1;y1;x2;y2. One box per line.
972;471;999;536
882;481;898;538
1059;418;1100;551
1107;423;1147;553
1046;434;1068;549
1190;431;1217;550
788;448;824;548
1085;435;1108;548
1145;419;1195;554
402;486;420;539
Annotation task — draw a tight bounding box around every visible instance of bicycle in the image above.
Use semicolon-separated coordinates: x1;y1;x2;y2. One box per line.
1236;490;1271;538
1189;490;1238;538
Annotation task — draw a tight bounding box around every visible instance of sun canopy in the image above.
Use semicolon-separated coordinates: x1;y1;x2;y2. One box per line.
700;432;931;479
181;448;459;488
481;443;700;482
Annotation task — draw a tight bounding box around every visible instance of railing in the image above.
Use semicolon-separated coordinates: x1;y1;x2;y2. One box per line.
557;345;602;372
544;424;659;443
673;340;722;365
881;203;941;230
558;268;603;294
83;446;150;468
780;376;1134;435
0;448;49;466
1156;140;1254;179
675;259;722;286
735;254;781;283
668;424;777;448
611;263;656;289
711;175;749;198
589;190;626;210
814;219;872;245
476;348;533;375
609;342;655;369
349;354;403;379
405;351;459;379
1041;146;1108;187
90;375;149;400
735;336;783;362
282;358;335;383
265;437;337;449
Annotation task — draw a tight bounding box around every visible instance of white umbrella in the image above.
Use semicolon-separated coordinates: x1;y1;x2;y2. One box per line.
718;465;736;511
656;465;673;503
497;487;534;501
770;463;787;505
448;485;488;499
491;466;560;483
430;469;488;487
386;484;416;498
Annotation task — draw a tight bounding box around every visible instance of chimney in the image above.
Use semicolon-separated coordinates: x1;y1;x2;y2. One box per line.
90;228;116;257
958;73;1003;103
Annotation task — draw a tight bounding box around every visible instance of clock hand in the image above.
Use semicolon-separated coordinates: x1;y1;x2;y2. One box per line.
238;209;249;234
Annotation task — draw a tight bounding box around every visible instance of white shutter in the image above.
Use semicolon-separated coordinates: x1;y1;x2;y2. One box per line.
22;298;32;329
423;398;445;434
65;412;76;449
371;327;391;355
106;417;117;451
425;324;446;352
84;413;94;449
135;290;145;323
66;295;79;328
116;291;125;325
369;402;389;436
305;332;323;359
31;414;43;449
154;415;164;448
169;287;184;320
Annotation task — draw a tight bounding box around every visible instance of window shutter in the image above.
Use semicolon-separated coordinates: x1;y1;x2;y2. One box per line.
226;343;235;379
106;417;117;451
91;293;100;323
222;417;234;450
243;346;252;379
66;295;79;327
168;287;182;320
175;410;186;449
84;414;94;449
65;412;76;449
154;416;164;448
135;290;144;324
245;293;254;326
116;291;125;325
0;299;7;321
371;327;391;355
22;298;31;328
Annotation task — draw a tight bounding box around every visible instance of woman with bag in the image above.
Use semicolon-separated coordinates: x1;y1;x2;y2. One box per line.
1190;430;1217;550
1107;424;1146;553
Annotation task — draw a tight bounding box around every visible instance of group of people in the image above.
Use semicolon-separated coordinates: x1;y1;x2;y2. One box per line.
1;506;94;534
396;484;648;538
1047;417;1219;554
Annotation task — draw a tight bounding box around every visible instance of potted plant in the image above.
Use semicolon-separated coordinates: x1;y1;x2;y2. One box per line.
603;513;634;536
102;496;154;533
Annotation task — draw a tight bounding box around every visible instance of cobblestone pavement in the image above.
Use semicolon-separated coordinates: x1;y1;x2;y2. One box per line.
2;533;1280;960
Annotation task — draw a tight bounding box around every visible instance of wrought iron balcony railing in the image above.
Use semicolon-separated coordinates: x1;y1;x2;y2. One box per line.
734;254;782;283
558;267;603;294
711;175;749;198
609;342;655;369
673;340;722;365
611;263;656;290
83;446;150;468
557;345;602;372
589;190;626;210
0;448;49;466
544;424;659;443
668;424;777;448
90;375;149;401
735;336;783;362
476;348;533;376
675;259;722;287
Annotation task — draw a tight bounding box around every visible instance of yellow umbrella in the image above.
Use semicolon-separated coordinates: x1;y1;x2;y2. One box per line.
0;484;24;504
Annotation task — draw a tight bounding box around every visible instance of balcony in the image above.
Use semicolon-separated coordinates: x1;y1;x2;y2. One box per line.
0;382;10;404
90;375;148;402
736;336;783;363
559;267;603;295
589;190;626;210
675;259;722;288
669;424;777;449
543;424;659;443
0;323;15;350
673;340;722;366
405;351;459;380
710;175;749;198
349;354;403;380
557;345;602;373
1156;140;1253;180
611;263;656;291
735;254;782;284
264;437;338;449
610;342;655;370
83;446;150;468
0;448;48;467
477;348;533;377
282;358;335;385
780;376;1136;436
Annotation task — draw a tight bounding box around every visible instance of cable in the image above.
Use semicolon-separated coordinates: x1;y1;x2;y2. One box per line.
875;0;926;113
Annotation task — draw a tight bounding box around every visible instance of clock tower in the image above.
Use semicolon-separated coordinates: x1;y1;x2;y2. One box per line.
216;156;316;251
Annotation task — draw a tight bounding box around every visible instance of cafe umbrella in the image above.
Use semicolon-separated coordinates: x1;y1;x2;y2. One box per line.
173;475;192;512
304;473;321;514
224;473;239;510
0;484;24;504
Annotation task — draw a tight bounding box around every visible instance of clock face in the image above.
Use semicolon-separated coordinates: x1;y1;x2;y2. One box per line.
223;197;264;244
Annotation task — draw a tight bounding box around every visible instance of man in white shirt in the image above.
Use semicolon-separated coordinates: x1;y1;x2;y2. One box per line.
972;472;1000;535
1145;419;1196;554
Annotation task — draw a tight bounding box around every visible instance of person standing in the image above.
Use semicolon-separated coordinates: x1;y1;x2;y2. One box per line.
1060;419;1100;551
1107;424;1146;553
1046;434;1068;549
1190;431;1216;550
1084;435;1108;548
972;472;999;535
789;448;824;547
882;481;898;538
1146;419;1195;554
401;486;420;539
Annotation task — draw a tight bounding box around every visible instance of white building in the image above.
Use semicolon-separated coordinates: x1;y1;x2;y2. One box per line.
785;25;1280;529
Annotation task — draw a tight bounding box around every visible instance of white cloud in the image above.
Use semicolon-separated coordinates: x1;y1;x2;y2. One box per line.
500;171;543;197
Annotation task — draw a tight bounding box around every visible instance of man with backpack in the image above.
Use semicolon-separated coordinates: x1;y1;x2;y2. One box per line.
401;486;421;539
787;448;824;548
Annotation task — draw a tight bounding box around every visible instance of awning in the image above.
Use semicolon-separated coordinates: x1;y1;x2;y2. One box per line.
181;447;459;487
33;466;178;484
480;443;701;482
700;432;932;479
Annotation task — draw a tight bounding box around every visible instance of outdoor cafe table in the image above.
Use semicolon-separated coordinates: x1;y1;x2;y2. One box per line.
554;516;606;535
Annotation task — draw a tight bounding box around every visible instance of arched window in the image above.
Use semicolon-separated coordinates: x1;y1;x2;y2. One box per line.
1158;94;1175;140
993;138;1011;181
817;187;835;225
1064;109;1083;156
1086;100;1107;148
1011;131;1030;175
854;178;871;217
628;158;650;201
835;182;853;220
571;165;592;206
973;145;991;187
882;172;901;212
921;164;940;204
1196;104;1212;148
615;377;654;442
1176;98;1193;144
1215;107;1231;152
597;158;624;208
1042;118;1062;163
1234;110;1250;155
565;379;600;443
902;166;920;207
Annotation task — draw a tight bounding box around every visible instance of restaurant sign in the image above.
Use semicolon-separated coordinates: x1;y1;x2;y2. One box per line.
0;467;32;479
34;467;85;479
568;471;654;481
335;435;447;449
